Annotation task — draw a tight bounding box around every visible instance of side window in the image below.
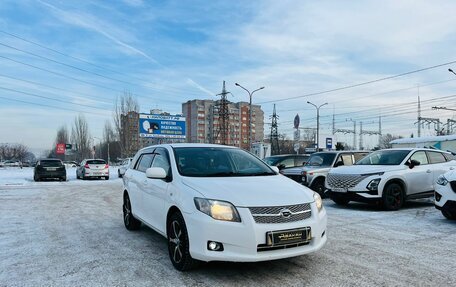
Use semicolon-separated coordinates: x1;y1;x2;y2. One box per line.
427;151;446;164
341;154;354;166
295;156;307;166
279;157;295;168
410;151;428;165
334;155;344;167
151;148;172;178
354;152;368;162
444;153;455;161
136;154;154;172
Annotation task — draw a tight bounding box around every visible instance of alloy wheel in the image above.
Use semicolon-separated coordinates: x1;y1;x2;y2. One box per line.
169;220;183;264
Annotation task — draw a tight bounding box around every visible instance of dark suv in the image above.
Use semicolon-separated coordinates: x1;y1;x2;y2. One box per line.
263;154;310;170
34;159;66;181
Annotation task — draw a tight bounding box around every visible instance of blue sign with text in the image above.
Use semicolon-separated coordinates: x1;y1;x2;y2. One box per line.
139;114;186;139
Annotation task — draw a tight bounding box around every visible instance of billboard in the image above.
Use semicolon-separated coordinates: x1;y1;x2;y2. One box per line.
139;114;186;139
56;143;66;155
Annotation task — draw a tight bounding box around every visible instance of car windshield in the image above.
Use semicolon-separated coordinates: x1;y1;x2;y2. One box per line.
87;160;106;165
173;147;276;177
355;150;411;165
40;160;62;167
305;153;336;167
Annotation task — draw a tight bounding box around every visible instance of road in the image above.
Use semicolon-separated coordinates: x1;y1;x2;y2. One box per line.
1;175;455;286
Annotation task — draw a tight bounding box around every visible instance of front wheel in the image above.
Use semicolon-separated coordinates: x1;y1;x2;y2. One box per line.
442;209;456;220
123;194;141;230
310;179;326;198
382;183;404;211
167;212;199;271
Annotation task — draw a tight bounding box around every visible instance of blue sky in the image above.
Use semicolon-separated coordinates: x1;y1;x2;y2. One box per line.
1;0;456;154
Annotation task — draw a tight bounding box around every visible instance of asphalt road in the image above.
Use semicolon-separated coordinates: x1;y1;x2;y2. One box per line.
1;179;455;287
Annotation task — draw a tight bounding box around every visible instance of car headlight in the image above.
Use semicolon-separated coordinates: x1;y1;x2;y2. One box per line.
437;175;449;186
366;178;381;191
313;192;323;212
194;198;241;222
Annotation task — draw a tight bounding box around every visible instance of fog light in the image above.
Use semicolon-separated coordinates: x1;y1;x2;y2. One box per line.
207;241;224;251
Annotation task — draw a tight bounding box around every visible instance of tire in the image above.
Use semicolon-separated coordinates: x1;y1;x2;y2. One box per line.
118;170;122;178
105;176;109;180
61;176;66;182
382;183;404;211
34;174;40;182
167;211;199;271
441;209;456;220
310;178;326;198
332;197;350;206
123;193;141;231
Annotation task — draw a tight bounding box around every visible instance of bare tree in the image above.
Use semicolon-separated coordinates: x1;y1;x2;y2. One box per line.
71;114;91;161
55;125;69;145
380;133;402;149
113;91;139;157
102;120;116;162
0;143;30;162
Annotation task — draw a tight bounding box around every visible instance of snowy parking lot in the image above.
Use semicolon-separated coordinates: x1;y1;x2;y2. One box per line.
1;167;456;286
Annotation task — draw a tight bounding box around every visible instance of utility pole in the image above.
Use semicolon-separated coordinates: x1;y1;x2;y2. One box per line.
214;81;231;145
270;104;280;155
359;118;381;150
417;95;421;137
333;114;357;150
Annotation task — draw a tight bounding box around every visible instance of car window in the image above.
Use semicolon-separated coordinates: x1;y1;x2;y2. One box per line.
356;150;410;165
279;157;295;168
341;154;354;166
174;147;275;177
295;155;309;166
409;151;428;165
151;148;172;178
443;153;455;161
136;154;154;173
40;160;63;167
305;153;336;167
87;160;106;165
427;151;446;164
353;152;369;162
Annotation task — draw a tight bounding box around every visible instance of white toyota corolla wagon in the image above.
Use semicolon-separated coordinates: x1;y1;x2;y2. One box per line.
122;143;327;271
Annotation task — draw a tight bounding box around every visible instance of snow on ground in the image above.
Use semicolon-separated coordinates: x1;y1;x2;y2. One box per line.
0;166;121;187
0;170;455;286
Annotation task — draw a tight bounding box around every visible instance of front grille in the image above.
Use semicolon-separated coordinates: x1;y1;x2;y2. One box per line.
450;181;456;193
249;203;312;224
326;173;368;189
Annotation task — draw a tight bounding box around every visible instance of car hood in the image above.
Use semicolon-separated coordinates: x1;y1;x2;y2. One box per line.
301;166;331;173
181;175;315;207
329;165;406;175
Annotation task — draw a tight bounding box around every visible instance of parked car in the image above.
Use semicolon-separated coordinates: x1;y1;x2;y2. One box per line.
281;151;369;196
325;148;456;210
118;158;133;178
122;143;327;271
263;154;310;170
76;159;109;180
34;159;66;181
63;161;79;168
1;160;22;167
435;170;456;219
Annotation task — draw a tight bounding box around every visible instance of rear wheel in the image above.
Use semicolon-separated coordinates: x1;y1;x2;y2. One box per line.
34;174;40;182
123;193;141;230
167;211;199;271
382;183;404;211
61;176;66;182
105;176;109;180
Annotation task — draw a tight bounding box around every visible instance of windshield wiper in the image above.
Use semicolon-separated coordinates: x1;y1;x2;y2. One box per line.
248;172;276;176
205;171;239;177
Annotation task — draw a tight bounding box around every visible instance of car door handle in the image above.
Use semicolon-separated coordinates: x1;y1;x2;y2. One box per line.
426;169;432;173
450;167;455;170
143;180;148;186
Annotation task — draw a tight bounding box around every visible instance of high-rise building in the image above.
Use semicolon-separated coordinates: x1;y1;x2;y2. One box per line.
182;99;264;149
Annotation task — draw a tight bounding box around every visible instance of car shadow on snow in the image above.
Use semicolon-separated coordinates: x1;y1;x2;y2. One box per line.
325;198;434;212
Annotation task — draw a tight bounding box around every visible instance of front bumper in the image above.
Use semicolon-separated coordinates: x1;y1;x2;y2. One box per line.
327;189;381;203
35;170;66;178
435;184;456;211
185;204;327;262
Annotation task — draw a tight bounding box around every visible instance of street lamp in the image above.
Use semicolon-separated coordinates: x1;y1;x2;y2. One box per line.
449;68;456;77
307;101;328;152
235;83;265;150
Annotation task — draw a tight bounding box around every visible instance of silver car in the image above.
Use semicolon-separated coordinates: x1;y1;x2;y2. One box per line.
76;159;109;180
118;158;132;178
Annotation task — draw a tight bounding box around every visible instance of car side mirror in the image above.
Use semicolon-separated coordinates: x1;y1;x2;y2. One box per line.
277;164;285;170
270;166;280;174
119;168;126;176
407;159;421;169
146;167;167;179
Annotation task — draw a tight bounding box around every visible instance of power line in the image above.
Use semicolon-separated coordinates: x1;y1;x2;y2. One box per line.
258;60;456;104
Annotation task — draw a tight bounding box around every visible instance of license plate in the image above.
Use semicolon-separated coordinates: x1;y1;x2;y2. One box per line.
266;227;311;246
332;187;347;192
45;167;57;171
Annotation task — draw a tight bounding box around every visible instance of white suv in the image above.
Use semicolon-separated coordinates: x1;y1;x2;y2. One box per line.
122;144;327;271
435;170;456;219
325;148;456;210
